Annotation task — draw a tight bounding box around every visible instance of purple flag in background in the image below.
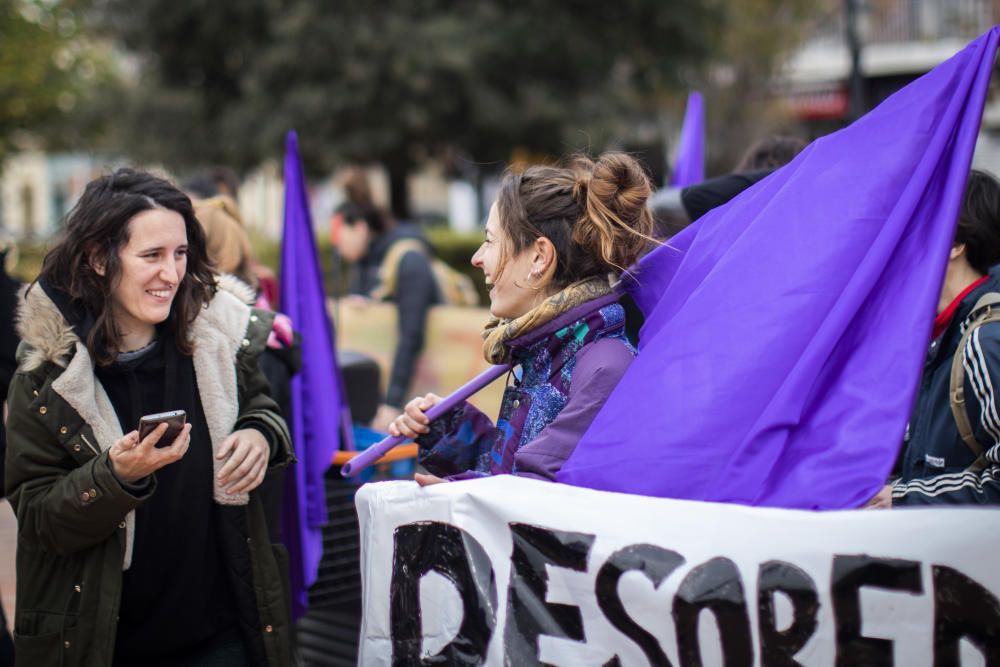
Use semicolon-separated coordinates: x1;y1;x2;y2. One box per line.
279;131;342;617
669;91;704;187
558;28;1000;509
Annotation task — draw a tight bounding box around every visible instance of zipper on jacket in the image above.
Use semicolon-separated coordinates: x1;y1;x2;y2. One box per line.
80;432;100;456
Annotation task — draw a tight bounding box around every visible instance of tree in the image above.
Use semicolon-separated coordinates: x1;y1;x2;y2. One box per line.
251;1;725;217
693;0;820;175
87;0;273;169
0;0;112;163
94;0;724;217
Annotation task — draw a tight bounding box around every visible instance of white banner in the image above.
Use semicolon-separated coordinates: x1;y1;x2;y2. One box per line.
356;476;1000;666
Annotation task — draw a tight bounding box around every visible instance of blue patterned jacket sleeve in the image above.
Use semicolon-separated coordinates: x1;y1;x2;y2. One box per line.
416;401;498;477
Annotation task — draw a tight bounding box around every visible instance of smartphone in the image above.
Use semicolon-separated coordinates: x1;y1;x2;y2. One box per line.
138;410;187;447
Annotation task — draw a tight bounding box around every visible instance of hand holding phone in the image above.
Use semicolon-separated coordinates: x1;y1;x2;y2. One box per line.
138;410;187;447
110;411;191;483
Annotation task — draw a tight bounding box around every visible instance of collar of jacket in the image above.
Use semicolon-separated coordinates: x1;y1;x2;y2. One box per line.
932;272;1000;362
508;293;626;379
506;289;623;354
15;274;263;569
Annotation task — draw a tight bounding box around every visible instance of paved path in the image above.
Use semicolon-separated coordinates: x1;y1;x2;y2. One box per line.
0;500;15;621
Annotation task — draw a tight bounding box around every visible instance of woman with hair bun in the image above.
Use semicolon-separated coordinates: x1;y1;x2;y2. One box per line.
389;152;655;483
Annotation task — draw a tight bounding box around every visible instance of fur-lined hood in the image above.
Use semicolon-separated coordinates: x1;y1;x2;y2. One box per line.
15;272;256;371
12;272;267;569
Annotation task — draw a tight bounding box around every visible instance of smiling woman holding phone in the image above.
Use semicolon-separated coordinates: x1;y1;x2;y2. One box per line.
4;169;293;666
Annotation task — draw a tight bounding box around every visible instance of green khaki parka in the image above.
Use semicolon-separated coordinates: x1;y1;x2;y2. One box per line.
4;278;295;666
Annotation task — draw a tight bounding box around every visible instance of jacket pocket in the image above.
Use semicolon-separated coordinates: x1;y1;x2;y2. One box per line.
14;610;78;665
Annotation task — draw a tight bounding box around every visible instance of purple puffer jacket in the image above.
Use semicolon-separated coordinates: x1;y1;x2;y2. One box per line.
417;292;635;481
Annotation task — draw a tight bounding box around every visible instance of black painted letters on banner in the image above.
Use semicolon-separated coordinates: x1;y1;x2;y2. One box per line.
832;555;921;667
596;544;686;667
757;560;820;667
390;521;498;666
504;523;596;666
381;518;999;666
672;557;754;667
932;564;1000;666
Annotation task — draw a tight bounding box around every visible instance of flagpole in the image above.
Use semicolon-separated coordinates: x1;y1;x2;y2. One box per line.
340;363;511;477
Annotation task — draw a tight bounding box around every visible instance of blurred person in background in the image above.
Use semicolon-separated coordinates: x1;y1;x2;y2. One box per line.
332;167;446;431
651;134;808;235
734;134;808;172
185;173;279;306
192;190;301;542
5;169;293;666
211;166;241;201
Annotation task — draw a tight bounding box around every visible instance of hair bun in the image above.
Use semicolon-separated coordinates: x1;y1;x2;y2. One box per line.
573;152;655;273
590;152;651;217
569;156;594;205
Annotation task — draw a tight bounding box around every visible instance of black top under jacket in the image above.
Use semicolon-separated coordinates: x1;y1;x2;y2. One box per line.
96;333;240;662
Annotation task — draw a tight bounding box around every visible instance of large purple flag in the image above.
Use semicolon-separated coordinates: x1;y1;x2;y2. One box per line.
279;131;342;617
669;91;704;187
558;28;1000;509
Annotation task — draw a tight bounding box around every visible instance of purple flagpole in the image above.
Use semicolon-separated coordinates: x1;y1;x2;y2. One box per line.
279;130;344;618
341;364;511;477
669;91;704;187
560;28;1000;509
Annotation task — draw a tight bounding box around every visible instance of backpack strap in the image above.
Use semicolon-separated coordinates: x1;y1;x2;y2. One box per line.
372;238;479;307
371;238;427;301
949;292;1000;471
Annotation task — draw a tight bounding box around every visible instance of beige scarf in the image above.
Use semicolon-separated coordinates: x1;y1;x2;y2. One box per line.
482;276;613;364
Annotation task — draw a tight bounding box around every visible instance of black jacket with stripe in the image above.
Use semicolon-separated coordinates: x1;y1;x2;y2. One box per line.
893;274;1000;505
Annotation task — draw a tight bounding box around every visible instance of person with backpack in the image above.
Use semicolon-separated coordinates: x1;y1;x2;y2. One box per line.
868;170;1000;507
388;152;654;482
334;168;476;432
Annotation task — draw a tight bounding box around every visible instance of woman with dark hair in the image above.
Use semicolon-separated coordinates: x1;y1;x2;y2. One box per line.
5;168;294;666
389;152;655;482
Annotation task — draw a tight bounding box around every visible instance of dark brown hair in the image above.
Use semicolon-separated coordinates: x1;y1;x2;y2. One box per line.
340;166;390;235
735;135;807;172
956;169;1000;275
494;152;655;289
37;168;217;365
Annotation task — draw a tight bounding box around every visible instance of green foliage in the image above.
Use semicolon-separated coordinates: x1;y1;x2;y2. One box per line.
91;1;726;214
248;2;722;170
249;228;361;300
89;0;273;168
0;0;117;161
